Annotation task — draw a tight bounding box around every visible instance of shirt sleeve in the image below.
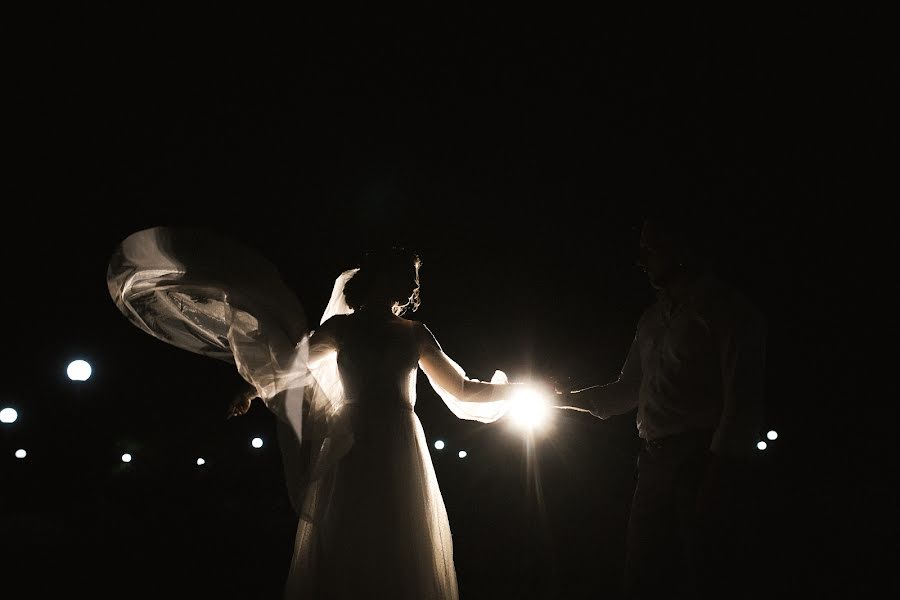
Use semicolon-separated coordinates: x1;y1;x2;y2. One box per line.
589;327;642;419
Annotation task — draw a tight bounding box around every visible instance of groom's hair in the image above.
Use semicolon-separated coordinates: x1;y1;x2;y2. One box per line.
344;247;422;316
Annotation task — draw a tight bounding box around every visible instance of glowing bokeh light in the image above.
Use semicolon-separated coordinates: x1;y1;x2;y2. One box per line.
757;441;767;451
122;453;132;463
251;437;264;449
767;430;778;440
15;449;26;459
196;458;206;466
67;360;92;381
434;440;445;450
509;387;550;430
458;450;467;459
0;407;17;423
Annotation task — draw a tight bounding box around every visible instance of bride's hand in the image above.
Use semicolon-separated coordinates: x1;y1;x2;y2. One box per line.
226;385;258;419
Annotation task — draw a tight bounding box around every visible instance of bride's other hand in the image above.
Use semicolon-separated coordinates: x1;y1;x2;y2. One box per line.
226;385;258;419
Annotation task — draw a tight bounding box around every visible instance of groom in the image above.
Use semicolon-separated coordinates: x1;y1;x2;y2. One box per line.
557;210;767;599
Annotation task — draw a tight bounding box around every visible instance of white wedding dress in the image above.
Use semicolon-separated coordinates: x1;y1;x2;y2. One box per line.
108;227;513;599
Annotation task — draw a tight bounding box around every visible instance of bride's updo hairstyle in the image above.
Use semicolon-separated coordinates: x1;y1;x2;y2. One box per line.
343;247;422;316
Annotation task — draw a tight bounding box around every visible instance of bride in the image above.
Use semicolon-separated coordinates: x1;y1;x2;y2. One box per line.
108;231;533;599
265;248;525;598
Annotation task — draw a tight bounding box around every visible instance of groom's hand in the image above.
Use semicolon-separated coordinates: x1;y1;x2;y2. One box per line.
553;387;595;412
549;387;570;406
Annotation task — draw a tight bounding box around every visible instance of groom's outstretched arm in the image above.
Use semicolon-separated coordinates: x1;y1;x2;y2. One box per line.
557;333;641;418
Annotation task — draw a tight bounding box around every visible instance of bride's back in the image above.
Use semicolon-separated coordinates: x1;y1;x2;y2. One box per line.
335;314;420;409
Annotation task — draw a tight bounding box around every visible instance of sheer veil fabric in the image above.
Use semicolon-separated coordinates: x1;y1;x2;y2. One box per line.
108;227;513;599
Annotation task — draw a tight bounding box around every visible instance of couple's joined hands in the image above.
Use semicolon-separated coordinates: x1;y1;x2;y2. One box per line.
517;379;595;413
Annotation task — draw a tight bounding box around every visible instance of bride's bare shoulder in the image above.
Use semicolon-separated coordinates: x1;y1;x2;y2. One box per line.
405;319;440;348
402;318;426;331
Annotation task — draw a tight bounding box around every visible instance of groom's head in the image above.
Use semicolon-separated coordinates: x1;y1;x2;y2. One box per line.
637;207;710;290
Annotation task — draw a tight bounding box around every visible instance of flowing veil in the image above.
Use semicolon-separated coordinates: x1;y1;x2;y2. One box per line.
106;227;358;509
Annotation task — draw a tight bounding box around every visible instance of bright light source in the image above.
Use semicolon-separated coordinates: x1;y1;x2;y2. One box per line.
458;450;467;459
756;441;767;451
15;449;26;459
122;453;132;463
434;440;445;450
767;430;778;440
509;387;550;430
0;408;17;423
196;458;206;466
67;360;92;381
251;437;263;449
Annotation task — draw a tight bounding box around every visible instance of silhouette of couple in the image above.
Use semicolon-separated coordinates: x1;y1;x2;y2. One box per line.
109;210;766;599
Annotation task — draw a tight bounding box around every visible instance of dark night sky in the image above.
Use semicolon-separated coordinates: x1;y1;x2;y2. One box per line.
1;7;893;599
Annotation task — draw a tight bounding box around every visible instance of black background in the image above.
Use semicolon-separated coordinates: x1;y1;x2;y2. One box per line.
1;7;892;599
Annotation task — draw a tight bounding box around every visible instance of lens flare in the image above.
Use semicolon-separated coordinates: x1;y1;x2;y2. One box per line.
509;387;550;430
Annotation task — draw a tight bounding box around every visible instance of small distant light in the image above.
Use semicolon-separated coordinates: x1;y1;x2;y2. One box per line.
251;437;263;449
15;449;27;459
0;408;17;423
434;440;445;450
122;453;132;463
767;430;778;440
458;450;467;459
196;458;206;466
67;360;92;381
756;441;767;451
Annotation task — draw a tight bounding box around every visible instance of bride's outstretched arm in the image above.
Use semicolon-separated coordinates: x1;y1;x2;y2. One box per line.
416;322;515;403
